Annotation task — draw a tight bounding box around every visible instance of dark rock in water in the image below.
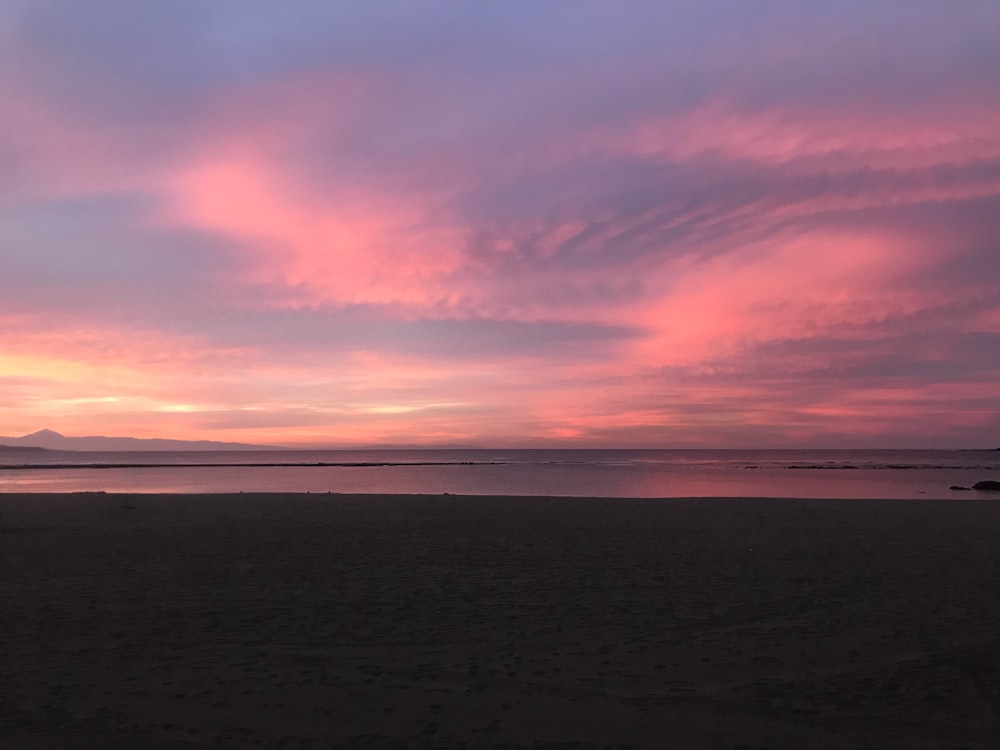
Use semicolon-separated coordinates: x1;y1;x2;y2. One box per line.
972;480;1000;491
950;485;970;491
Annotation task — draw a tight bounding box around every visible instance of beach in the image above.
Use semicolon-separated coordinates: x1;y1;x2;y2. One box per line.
2;493;999;749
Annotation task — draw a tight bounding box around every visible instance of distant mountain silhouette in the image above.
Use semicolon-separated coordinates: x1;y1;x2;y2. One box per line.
0;429;275;452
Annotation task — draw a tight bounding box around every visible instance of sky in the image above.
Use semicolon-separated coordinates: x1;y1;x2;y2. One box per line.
2;1;999;448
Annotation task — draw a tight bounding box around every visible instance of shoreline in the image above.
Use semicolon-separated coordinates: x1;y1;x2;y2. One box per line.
2;490;1000;504
3;493;999;748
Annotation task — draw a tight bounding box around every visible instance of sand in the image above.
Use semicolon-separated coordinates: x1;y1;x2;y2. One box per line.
2;493;999;749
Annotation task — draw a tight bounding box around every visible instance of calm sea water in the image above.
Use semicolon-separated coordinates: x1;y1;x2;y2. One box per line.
1;448;998;498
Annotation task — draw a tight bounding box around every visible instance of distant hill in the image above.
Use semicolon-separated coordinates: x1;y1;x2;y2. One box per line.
0;444;48;452
0;429;275;452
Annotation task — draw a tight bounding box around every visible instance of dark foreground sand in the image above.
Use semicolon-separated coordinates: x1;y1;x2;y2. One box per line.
2;493;999;750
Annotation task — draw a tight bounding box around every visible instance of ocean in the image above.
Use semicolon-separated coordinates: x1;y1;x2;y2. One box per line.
1;448;998;498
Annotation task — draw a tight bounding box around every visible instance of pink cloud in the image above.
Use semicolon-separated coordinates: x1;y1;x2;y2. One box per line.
161;149;465;308
599;97;1000;171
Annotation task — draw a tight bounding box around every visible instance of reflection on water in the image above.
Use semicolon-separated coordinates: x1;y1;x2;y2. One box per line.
1;449;997;498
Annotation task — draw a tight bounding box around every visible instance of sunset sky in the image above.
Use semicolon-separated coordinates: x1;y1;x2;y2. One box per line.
2;1;999;448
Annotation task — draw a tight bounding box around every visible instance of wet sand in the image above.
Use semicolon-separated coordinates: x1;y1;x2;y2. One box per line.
2;492;999;749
